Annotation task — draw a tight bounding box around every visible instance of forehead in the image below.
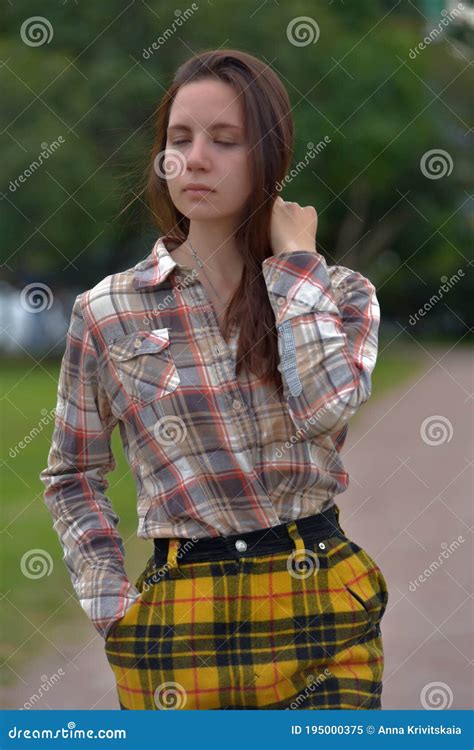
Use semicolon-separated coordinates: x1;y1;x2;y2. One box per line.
168;79;244;131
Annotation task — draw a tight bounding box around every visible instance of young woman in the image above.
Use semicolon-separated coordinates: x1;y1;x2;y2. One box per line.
40;48;388;710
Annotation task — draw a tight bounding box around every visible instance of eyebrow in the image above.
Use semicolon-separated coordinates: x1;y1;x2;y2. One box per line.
167;122;243;133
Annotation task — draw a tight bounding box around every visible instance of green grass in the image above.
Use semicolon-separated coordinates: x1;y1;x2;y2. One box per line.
371;339;428;398
1;357;148;687
0;342;426;686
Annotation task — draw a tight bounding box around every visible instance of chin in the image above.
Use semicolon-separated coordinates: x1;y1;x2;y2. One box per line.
177;204;220;218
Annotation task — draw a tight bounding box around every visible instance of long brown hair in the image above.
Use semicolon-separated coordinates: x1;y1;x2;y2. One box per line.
146;49;294;394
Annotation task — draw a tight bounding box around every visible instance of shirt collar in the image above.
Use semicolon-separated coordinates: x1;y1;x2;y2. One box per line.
133;235;189;290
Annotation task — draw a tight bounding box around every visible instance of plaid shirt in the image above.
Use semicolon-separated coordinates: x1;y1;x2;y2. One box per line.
39;236;380;638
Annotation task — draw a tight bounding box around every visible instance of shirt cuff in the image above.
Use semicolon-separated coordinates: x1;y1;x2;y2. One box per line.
262;250;340;325
77;570;142;640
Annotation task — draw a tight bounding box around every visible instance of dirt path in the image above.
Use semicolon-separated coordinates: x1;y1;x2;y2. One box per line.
2;344;472;709
342;343;472;710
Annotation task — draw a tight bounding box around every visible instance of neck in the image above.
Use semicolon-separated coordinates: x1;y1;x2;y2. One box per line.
185;221;244;281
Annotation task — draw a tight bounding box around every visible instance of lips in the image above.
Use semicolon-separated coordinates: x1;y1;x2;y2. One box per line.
183;187;215;199
183;185;215;192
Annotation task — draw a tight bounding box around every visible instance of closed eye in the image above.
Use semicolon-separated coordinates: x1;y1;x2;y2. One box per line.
171;140;236;146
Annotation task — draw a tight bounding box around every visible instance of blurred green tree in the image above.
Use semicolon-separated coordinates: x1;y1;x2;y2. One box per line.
1;0;472;333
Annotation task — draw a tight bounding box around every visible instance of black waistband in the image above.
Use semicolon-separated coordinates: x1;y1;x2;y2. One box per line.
153;503;345;566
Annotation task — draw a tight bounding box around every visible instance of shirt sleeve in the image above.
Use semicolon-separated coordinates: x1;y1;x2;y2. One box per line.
39;293;141;639
261;250;380;438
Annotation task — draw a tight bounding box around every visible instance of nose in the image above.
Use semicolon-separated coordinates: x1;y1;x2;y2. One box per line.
185;134;211;170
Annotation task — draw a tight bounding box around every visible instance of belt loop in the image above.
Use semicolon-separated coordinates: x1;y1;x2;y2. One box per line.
166;538;181;578
286;520;307;557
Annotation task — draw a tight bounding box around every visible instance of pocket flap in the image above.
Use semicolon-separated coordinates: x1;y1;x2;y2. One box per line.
108;328;170;361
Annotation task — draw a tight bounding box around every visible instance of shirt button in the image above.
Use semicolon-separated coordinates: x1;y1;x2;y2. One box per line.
318;542;326;550
134;337;142;348
235;539;247;552
232;399;242;411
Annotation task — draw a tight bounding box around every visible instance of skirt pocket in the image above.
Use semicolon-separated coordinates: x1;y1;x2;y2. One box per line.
324;535;389;634
104;596;144;644
104;552;161;648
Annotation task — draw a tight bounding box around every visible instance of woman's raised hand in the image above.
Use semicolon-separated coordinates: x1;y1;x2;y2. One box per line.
269;196;318;256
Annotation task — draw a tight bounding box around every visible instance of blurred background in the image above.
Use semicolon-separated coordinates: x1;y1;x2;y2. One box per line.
1;0;472;710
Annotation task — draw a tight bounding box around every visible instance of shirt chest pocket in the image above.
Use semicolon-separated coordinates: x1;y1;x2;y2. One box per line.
108;327;180;405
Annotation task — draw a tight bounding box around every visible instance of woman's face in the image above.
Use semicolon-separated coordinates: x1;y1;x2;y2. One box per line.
164;79;252;224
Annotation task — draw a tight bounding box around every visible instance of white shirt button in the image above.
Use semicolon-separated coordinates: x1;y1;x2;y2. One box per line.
134;337;142;348
235;539;247;552
318;542;326;550
232;399;242;411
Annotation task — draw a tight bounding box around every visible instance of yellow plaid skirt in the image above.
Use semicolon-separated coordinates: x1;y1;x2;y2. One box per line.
104;508;388;710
